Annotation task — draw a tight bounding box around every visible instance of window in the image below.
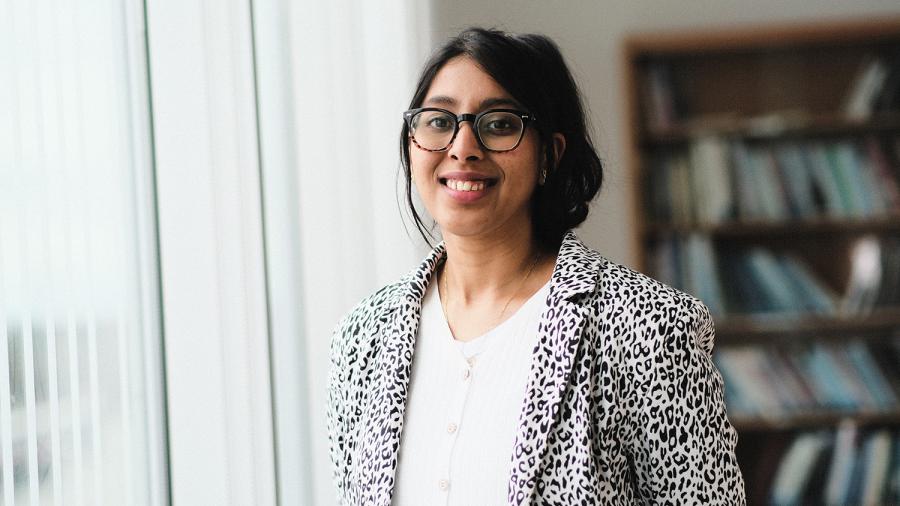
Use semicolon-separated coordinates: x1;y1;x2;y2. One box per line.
0;2;167;504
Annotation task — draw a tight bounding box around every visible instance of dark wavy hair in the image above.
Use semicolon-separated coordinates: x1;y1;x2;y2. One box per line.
399;28;603;253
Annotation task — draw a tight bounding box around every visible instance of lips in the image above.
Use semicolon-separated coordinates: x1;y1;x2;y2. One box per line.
442;178;491;191
437;172;498;202
438;172;498;192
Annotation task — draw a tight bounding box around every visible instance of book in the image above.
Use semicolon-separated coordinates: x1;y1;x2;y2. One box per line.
841;236;883;315
825;143;865;217
873;56;900;112
803;345;859;411
752;146;790;220
830;347;880;411
851;141;890;215
825;421;860;504
844;433;869;504
771;346;819;411
719;253;769;314
685;233;725;314
713;348;769;416
865;137;900;212
671;154;694;224
745;248;802;313
773;143;820;219
730;142;766;220
860;430;893;505
806;143;847;217
769;431;832;505
688;136;733;224
644;62;679;130
874;237;900;307
844;56;890;120
778;254;837;314
648;154;674;222
844;341;900;409
887;433;900;502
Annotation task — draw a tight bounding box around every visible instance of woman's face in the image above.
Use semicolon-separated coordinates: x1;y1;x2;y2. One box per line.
410;56;543;243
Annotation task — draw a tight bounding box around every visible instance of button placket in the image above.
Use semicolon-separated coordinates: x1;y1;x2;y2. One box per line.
437;353;473;504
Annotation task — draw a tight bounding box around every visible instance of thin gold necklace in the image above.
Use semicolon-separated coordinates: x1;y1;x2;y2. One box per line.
439;251;542;332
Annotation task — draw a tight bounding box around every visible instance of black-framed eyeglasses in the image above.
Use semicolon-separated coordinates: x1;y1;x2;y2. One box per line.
403;107;537;153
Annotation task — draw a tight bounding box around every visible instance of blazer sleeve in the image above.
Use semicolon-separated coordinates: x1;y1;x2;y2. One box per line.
626;299;746;505
326;316;355;505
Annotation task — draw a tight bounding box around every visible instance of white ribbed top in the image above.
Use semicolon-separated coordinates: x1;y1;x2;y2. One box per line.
392;276;550;505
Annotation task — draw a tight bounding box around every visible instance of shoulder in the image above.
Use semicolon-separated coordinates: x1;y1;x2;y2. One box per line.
599;259;708;314
331;240;444;359
589;257;715;354
333;278;406;341
556;231;711;331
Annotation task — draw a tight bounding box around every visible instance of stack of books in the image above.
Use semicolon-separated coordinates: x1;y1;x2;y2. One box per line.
715;339;900;418
643;55;900;129
760;425;900;505
647;136;900;225
651;235;900;317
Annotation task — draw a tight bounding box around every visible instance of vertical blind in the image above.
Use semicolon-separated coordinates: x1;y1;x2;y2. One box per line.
0;1;167;505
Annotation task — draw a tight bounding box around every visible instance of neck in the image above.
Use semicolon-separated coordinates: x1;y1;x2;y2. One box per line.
440;226;543;305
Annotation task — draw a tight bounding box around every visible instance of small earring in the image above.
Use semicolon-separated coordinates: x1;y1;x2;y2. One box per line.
538;167;548;186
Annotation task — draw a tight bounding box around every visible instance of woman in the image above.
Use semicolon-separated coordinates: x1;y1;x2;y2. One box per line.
327;28;745;505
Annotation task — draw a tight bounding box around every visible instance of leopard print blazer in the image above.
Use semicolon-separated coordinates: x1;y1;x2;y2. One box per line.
327;231;746;505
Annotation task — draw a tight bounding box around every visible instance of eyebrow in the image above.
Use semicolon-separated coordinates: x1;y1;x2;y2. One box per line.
423;95;523;110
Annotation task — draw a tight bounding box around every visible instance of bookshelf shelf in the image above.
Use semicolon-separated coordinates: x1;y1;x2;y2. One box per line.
641;112;900;145
715;308;900;343
644;216;900;238
732;409;900;432
625;18;900;504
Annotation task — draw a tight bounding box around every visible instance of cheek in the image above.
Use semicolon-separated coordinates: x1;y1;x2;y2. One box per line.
410;150;440;179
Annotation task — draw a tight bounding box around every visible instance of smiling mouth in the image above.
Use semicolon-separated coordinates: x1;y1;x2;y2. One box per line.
440;177;498;192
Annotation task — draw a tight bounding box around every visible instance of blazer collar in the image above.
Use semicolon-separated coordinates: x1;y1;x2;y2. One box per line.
400;230;603;303
353;230;604;505
508;232;605;503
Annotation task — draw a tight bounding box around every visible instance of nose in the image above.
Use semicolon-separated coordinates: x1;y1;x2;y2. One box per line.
448;121;484;162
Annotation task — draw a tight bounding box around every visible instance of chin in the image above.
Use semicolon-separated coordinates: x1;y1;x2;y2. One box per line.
439;217;531;242
438;223;486;238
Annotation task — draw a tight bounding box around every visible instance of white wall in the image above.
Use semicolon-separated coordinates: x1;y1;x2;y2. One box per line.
430;0;900;267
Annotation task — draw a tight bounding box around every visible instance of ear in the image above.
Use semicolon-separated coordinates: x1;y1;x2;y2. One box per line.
549;133;566;169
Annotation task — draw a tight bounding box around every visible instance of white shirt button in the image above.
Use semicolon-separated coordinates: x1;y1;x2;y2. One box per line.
462;368;471;380
447;423;457;434
438;479;449;491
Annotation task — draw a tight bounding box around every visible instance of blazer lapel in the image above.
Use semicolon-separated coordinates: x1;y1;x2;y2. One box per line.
508;232;605;504
352;242;446;505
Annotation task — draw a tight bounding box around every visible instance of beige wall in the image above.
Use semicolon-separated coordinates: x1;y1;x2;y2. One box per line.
429;0;900;268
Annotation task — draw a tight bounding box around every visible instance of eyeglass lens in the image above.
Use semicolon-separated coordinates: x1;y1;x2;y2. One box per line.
410;110;525;151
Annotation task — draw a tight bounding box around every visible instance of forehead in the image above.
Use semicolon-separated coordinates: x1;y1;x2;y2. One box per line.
423;56;520;110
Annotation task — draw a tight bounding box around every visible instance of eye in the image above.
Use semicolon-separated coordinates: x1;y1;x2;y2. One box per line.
416;111;455;133
484;119;514;134
479;112;522;137
427;117;452;130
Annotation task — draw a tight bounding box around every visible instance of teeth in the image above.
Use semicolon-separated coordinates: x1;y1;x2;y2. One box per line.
446;179;486;192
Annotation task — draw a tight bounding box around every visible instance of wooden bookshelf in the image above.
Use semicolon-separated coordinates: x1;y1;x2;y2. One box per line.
645;216;900;237
643;112;900;145
624;18;900;504
732;409;900;432
715;307;900;343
